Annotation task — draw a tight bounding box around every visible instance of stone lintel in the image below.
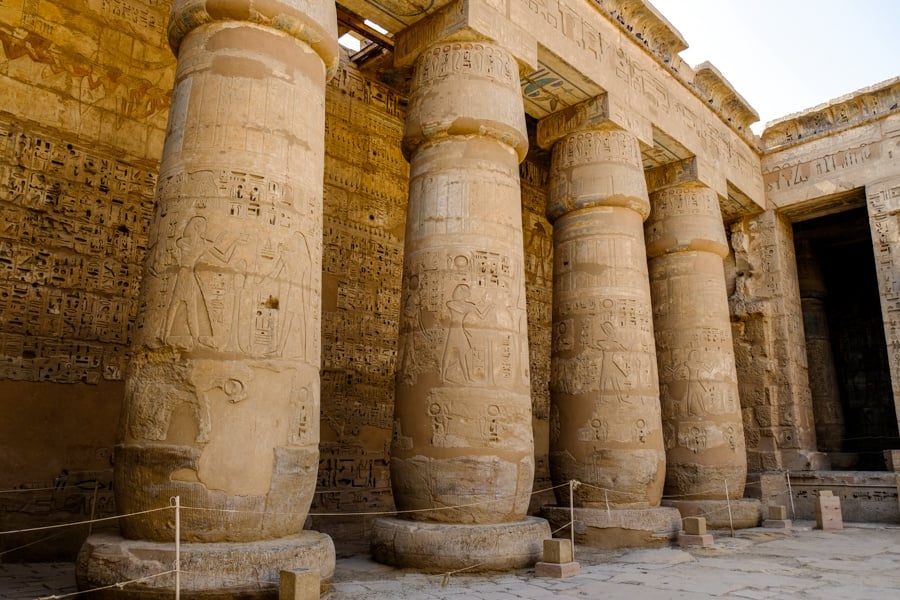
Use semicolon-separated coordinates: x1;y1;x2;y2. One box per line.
393;0;537;71
693;62;759;134
762;77;900;151
644;156;726;198
536;93;653;150
599;0;688;65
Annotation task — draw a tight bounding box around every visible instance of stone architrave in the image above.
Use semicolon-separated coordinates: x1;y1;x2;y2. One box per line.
796;239;845;453
370;40;549;572
76;1;338;596
645;181;757;528
537;101;679;548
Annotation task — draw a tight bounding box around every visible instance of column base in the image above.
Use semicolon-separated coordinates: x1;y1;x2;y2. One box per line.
370;516;549;572
76;531;335;599
663;498;761;529
542;505;681;549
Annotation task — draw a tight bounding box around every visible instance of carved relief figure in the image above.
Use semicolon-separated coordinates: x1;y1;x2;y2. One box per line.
163;216;244;348
585;320;628;403
441;283;490;384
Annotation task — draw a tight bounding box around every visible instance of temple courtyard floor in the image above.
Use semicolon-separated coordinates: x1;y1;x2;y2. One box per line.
1;521;898;599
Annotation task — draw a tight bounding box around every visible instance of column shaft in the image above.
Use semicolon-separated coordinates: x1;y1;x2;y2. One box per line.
548;127;665;509
646;184;747;500
392;41;534;523
796;239;844;453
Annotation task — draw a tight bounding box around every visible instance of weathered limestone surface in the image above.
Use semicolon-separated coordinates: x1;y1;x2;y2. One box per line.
728;210;824;472
78;0;338;594
76;531;335;597
541;111;665;510
0;0;175;559
390;40;535;523
866;176;900;438
646;183;747;501
370;516;548;571
542;505;680;548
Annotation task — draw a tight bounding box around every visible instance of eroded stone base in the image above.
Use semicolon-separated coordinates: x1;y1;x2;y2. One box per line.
663;499;761;529
370;516;549;572
76;532;335;599
542;506;681;549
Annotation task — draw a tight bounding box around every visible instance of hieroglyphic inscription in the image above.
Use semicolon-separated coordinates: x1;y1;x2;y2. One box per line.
764;142;881;193
0;116;155;382
317;55;408;511
866;180;900;405
521;156;552;420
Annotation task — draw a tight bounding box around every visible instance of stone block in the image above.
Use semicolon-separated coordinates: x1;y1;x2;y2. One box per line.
542;538;573;564
279;568;319;600
819;490;833;497
768;505;788;520
884;450;900;472
678;533;714;547
535;561;580;578
763;519;792;528
683;517;706;535
816;495;843;530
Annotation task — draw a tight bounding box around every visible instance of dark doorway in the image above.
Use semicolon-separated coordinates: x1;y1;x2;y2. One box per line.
794;206;899;470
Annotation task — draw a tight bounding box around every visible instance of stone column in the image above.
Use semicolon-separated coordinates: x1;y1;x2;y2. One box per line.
77;1;338;596
645;181;758;528
537;100;680;548
370;40;549;572
796;239;845;454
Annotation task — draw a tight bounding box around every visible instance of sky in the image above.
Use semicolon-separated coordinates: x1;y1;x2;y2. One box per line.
647;0;900;134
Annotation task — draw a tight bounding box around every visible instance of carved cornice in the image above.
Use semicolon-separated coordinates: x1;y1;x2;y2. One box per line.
761;77;900;151
693;62;759;134
590;1;760;146
594;0;687;65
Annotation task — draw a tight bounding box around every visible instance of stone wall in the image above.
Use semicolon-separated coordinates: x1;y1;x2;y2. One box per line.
0;0;174;559
728;210;821;473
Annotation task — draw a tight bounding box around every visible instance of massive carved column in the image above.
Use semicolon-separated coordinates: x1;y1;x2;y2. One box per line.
796;239;845;454
537;98;680;548
77;1;338;595
370;39;549;571
645;179;757;528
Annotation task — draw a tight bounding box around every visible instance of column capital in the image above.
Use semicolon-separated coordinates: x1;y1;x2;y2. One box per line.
537;93;653;151
168;0;339;79
645;183;728;258
393;0;537;73
403;41;529;161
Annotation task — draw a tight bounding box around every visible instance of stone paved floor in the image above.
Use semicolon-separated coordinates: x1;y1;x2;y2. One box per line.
1;522;898;599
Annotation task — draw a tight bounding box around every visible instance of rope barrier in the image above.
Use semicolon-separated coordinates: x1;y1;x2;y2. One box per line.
0;506;172;536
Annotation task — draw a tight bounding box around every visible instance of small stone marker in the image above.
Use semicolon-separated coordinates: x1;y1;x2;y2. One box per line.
535;538;580;578
763;504;792;528
815;491;843;530
279;568;320;600
678;516;714;547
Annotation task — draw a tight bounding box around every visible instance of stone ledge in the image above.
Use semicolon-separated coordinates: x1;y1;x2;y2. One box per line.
663;498;761;529
543;505;681;549
370;516;550;572
76;531;335;600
